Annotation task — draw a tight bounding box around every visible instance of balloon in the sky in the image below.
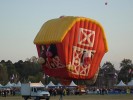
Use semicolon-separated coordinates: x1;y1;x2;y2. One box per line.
34;16;108;84
105;2;108;5
105;0;108;5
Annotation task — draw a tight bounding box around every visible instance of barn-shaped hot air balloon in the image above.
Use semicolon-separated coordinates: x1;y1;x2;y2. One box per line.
34;16;108;84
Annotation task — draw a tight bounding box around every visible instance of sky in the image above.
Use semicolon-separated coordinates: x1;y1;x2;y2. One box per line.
0;0;133;70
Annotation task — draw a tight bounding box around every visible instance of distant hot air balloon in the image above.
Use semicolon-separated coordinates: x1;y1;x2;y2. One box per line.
105;0;108;5
34;16;108;84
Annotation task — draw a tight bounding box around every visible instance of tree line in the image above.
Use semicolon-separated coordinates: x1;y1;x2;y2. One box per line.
0;58;133;87
95;59;133;88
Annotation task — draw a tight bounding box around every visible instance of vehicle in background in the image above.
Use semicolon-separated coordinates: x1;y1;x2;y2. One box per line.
21;82;50;100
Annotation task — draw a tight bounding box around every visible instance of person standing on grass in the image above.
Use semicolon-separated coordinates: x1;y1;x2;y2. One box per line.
3;90;6;97
59;88;63;100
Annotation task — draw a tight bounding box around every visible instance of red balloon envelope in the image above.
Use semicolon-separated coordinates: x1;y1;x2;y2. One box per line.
34;16;108;84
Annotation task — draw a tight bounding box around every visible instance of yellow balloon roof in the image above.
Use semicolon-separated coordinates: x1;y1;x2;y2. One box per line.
34;16;108;52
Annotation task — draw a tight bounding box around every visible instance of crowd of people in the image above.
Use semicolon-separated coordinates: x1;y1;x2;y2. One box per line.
48;87;71;96
0;88;16;97
86;87;133;94
46;86;133;97
0;86;133;99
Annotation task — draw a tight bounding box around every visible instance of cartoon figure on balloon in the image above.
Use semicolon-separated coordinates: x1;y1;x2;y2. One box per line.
38;44;65;69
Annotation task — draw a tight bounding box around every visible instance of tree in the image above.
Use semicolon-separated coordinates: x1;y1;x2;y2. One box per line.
118;59;133;83
96;61;117;88
0;63;8;85
120;59;132;68
28;72;43;83
30;56;38;63
14;60;43;82
5;60;16;82
14;60;24;82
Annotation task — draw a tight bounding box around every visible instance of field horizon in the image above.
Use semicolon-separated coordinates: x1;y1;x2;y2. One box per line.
0;94;133;100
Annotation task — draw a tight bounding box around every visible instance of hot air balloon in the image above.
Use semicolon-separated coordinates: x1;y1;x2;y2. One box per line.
105;2;108;5
105;0;108;5
34;16;108;84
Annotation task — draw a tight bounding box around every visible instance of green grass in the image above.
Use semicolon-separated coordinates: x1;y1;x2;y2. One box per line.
0;94;133;100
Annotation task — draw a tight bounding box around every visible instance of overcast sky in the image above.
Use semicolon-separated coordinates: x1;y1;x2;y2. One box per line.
0;0;133;70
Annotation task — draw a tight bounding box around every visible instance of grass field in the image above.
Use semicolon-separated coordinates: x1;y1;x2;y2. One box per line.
0;94;133;100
